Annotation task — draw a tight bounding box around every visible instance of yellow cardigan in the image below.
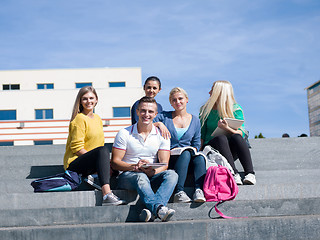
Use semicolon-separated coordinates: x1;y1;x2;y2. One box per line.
63;113;104;170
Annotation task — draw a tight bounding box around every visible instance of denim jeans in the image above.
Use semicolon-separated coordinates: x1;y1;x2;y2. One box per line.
169;150;207;193
117;170;178;216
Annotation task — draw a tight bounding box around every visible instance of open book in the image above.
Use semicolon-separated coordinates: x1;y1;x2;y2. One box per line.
170;146;206;158
141;163;168;169
211;118;244;137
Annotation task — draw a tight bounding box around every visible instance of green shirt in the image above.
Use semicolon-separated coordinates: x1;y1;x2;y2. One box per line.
200;103;246;145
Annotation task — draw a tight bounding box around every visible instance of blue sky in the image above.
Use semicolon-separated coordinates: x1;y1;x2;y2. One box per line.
1;0;319;138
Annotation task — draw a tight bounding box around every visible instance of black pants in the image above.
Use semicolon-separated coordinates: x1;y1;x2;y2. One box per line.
206;134;254;175
67;146;110;186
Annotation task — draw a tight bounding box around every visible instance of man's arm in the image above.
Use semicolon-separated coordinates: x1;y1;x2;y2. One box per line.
112;147;155;174
111;148;137;172
155;150;170;174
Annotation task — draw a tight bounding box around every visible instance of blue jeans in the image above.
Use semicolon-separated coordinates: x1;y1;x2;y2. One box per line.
117;170;178;216
169;150;207;193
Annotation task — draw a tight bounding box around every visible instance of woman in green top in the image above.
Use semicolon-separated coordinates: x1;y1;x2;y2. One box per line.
200;80;255;185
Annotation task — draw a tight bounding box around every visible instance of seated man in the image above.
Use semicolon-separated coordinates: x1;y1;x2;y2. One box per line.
111;96;178;222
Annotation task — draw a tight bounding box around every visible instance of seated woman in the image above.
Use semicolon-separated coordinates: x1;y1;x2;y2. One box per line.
131;76;163;125
199;80;256;185
155;87;207;203
63;86;125;205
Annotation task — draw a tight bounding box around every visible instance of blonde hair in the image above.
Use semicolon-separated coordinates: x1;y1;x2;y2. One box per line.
199;80;236;125
70;86;98;121
169;87;188;103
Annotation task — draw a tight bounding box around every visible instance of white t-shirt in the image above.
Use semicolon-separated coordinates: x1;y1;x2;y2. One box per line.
113;123;170;165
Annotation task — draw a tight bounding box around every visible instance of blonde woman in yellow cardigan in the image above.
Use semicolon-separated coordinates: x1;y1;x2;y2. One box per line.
64;86;124;205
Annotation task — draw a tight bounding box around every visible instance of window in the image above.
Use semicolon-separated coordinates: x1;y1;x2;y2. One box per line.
76;82;92;88
35;109;53;119
109;82;126;88
37;83;54;89
0;110;16;120
3;84;20;90
34;140;53;145
0;141;14;146
113;107;130;117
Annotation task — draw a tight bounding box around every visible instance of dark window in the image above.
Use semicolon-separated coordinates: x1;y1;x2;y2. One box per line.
37;83;54;89
35;109;53;119
0;141;14;146
3;84;20;90
113;107;130;117
76;83;92;88
34;140;53;145
109;82;126;87
0;110;16;120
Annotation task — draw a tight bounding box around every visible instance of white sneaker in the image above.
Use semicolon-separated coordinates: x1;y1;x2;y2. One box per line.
243;173;256;185
84;174;102;191
193;189;206;202
157;206;175;222
173;191;192;203
102;192;126;206
139;209;155;222
233;173;243;185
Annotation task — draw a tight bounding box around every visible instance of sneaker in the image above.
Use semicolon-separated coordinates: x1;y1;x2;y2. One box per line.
243;173;256;185
83;174;102;191
139;209;155;222
173;191;192;203
193;189;206;202
157;206;175;222
102;192;126;206
233;173;243;185
87;174;94;182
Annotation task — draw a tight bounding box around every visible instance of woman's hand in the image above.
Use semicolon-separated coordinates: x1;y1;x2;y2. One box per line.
76;148;88;156
218;118;242;135
217;119;229;131
154;122;171;139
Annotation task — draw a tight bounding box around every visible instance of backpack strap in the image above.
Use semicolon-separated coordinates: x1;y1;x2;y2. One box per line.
214;201;234;219
210;201;248;219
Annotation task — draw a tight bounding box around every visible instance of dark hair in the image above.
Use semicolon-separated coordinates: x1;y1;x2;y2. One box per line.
298;133;307;137
143;76;161;89
282;133;290;138
137;96;157;110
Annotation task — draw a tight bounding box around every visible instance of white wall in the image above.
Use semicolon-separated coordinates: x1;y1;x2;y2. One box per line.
0;67;144;121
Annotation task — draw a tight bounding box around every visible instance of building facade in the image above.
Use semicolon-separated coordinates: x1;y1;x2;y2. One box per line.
306;80;320;136
0;67;144;145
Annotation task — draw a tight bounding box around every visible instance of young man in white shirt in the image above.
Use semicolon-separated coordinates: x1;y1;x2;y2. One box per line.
111;97;178;222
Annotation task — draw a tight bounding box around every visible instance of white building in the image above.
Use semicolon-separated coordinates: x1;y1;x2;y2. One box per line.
0;67;143;145
306;80;320;136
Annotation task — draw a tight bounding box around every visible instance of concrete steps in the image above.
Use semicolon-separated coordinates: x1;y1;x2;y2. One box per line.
1;198;320;227
0;137;319;239
1;215;320;240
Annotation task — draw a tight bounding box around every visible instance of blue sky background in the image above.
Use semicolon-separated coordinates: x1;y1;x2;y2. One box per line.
1;0;319;138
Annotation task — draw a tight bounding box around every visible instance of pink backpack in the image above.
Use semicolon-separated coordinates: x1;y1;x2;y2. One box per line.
203;166;239;218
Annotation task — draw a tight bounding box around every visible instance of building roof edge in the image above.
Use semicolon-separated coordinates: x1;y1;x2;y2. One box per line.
305;80;320;90
0;67;142;72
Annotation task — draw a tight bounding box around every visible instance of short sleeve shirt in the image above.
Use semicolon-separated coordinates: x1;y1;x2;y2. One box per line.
113;123;170;165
